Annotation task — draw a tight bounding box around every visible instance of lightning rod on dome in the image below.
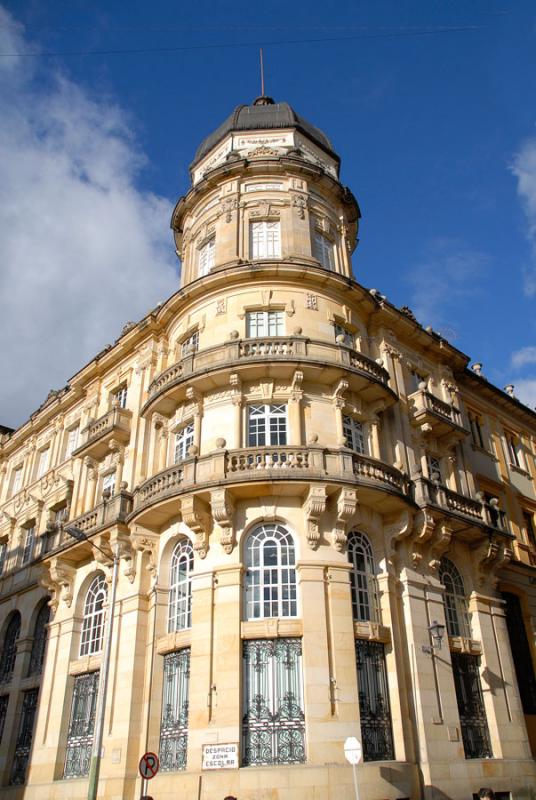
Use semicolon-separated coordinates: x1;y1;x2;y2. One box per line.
260;47;265;97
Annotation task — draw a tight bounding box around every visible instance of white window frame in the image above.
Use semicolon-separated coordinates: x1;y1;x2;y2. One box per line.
245;523;298;620
439;557;471;639
12;466;23;496
426;454;442;482
113;386;128;410
36;448;50;479
334;322;353;348
21;526;35;565
65;426;80;458
247;404;287;447
168;540;194;632
174;423;194;463
312;228;335;270
343;415;366;455
79;574;107;657
198;237;215;276
181;330;199;357
246;310;284;338
506;432;525;470
249;220;281;259
347;531;380;622
102;472;116;498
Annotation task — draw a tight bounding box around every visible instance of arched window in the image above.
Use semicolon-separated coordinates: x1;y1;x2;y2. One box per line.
79;575;107;657
28;602;50;676
439;557;471;638
245;524;297;620
168;540;194;632
0;612;21;683
347;531;380;622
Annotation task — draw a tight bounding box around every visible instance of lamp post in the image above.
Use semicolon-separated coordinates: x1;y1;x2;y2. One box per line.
422;619;446;655
65;526;120;800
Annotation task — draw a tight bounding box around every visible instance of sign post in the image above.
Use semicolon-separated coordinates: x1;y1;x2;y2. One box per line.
139;751;159;800
344;736;362;800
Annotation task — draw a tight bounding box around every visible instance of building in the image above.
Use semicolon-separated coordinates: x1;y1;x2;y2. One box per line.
0;96;535;800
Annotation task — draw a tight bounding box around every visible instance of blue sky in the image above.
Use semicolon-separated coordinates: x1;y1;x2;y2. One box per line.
1;1;536;425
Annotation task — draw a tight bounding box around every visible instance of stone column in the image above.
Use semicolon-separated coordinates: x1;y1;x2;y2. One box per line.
84;457;98;511
187;568;216;769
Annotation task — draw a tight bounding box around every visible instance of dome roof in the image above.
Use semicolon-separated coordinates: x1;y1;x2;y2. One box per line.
192;96;337;166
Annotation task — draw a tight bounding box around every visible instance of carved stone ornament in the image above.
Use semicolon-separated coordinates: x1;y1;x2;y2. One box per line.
290;370;304;403
131;530;159;577
210;489;235;554
410;510;436;568
305;293;318;310
248;145;280;158
429;522;453;572
292;194;307;219
222;197;238;223
332;488;358;551
46;557;76;608
331;378;349;410
304;485;327;550
385;509;414;558
182;496;211;559
216;298;226;315
472;536;513;589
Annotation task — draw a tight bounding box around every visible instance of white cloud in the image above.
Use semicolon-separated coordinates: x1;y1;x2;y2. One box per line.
512;379;536;409
511;137;536;296
406;238;487;336
511;346;536;369
0;8;178;427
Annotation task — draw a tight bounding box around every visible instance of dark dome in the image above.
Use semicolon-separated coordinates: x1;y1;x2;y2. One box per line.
192;96;337;166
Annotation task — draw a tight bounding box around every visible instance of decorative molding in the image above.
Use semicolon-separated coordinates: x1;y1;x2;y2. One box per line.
411;510;436;568
210;489;235;554
304;485;327;550
131;530;159;577
429;522;453;572
305;293;318;310
182;495;211;559
292;193;307;219
332;488;358;551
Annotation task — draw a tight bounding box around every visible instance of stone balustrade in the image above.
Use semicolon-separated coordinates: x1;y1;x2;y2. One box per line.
73;407;131;458
414;477;509;533
43;491;133;555
408;388;465;433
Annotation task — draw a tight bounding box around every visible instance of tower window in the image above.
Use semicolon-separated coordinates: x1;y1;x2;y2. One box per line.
247;404;287;447
181;331;199;357
198;237;215;276
112;385;128;410
245;523;297;620
426;454;442;482
312;229;335;270
334;322;353;348
250;221;281;259
175;424;194;463
246;311;284;337
343;415;366;454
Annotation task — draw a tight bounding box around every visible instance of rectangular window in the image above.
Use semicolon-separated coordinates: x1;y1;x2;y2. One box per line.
343;415;366;454
181;331;199;357
334;322;353;348
408;369;425;394
64;672;99;779
174;424;194;463
12;466;23;496
246;310;284;338
506;432;524;470
242;638;305;766
523;511;536;549
247;404;287;447
0;695;8;743
468;412;484;449
0;542;7;576
102;472;115;499
312;229;335;270
113;386;128;410
355;640;394;761
451;653;492;759
10;688;39;786
426;455;442;482
36;448;50;479
65;426;80;458
250;221;281;259
159;649;191;772
21;527;35;565
502;592;536;715
198;237;215;276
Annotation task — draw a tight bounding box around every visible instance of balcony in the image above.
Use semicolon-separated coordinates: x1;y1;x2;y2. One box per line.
73;407;132;460
414;477;510;537
408;388;467;440
130;446;413;528
142;338;395;417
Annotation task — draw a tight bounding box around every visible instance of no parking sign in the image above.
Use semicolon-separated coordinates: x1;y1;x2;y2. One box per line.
139;752;159;780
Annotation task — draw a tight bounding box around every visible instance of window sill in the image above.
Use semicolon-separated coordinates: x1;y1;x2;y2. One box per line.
470;443;497;460
353;620;391;643
69;654;101;676
156;629;192;655
509;463;531;478
241;617;303;640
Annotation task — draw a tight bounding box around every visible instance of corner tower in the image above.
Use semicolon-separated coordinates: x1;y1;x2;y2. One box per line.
172;96;360;286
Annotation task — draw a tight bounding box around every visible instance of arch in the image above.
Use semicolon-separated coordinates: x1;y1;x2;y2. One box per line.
28;600;50;676
168;539;194;632
0;611;21;682
79;573;107;657
347;531;380;622
439;557;471;638
244;523;297;620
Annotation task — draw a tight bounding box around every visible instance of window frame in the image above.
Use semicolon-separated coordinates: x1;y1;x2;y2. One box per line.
347;531;380;623
468;410;485;450
168;540;194;633
505;431;525;470
249;220;281;260
36;448;50;479
21;525;36;566
174;423;194;464
247;403;287;448
65;425;80;459
63;671;99;778
198;236;215;276
159;649;191;772
11;466;23;496
181;330;199;358
112;385;128;410
244;523;298;620
79;575;107;657
246;310;285;338
439;557;471;639
342;415;366;455
312;228;336;270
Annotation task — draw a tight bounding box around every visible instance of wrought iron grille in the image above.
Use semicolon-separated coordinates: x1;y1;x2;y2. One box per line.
28;603;50;676
502;592;536;714
242;638;306;766
159;649;190;771
451;653;492;759
355;640;394;761
63;671;99;778
0;695;8;743
0;613;21;683
10;688;39;785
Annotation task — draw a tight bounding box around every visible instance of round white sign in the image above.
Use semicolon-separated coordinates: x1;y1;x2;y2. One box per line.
344;736;362;765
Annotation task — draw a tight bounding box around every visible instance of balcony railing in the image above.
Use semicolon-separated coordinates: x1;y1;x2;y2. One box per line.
415;477;508;532
408;389;465;436
73;407;131;459
43;491;133;553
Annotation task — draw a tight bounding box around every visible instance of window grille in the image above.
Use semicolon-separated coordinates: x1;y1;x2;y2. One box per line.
10;688;39;785
168;540;193;633
355;640;394;761
0;542;7;576
181;331;199;357
102;472;116;499
79;575;107;657
334;322;353;347
245;524;297;620
12;467;23;495
65;426;80;458
426;454;442;482
174;424;194;464
0;613;21;683
63;671;99;778
312;229;335;270
347;531;380;622
250;221;281;259
246;310;284;338
247;404;287;447
502;592;536;715
198;237;215;276
0;695;8;743
242;638;305;766
451;653;492;759
439;557;471;639
21;526;35;565
113;386;128;409
37;448;49;478
28;603;50;676
159;649;191;771
342;415;366;454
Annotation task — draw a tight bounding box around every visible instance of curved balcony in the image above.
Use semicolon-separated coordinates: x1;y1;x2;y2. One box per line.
408;388;467;440
129;447;414;529
73;407;132;460
141;338;395;417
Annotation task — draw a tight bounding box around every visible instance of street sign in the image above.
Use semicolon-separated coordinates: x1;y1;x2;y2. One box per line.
139;752;159;780
344;736;363;765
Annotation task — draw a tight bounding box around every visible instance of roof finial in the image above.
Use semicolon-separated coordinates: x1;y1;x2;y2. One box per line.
260;48;265;97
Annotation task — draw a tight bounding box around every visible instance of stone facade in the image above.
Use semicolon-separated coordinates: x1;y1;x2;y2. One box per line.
0;97;535;800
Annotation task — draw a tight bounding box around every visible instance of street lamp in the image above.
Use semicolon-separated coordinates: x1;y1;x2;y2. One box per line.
428;620;446;650
65;526;120;800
